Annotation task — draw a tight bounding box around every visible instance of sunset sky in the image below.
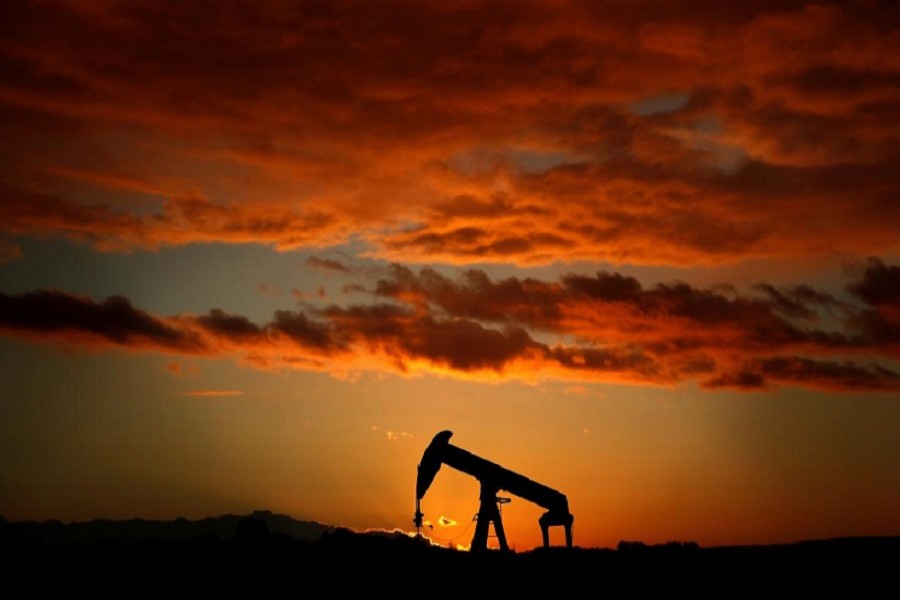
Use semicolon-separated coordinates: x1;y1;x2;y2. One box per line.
1;0;899;550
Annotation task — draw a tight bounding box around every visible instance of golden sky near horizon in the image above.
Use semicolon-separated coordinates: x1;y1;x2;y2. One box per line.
1;0;899;549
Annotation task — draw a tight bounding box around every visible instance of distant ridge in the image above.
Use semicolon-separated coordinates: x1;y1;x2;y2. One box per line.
1;514;898;591
0;510;334;545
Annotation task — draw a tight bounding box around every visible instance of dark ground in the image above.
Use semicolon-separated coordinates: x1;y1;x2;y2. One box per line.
3;513;897;593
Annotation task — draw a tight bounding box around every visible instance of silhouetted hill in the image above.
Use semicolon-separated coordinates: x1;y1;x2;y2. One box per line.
1;515;897;592
1;509;333;546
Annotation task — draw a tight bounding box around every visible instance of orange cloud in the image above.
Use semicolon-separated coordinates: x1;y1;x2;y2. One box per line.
1;258;899;392
166;362;184;377
0;2;896;265
0;188;345;253
166;361;200;378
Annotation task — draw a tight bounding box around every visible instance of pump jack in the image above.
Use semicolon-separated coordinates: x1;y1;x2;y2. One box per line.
414;430;573;552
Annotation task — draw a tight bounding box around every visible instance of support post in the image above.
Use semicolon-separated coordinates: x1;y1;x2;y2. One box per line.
470;484;510;552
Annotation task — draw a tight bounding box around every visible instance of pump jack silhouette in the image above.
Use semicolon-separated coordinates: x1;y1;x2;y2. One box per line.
414;430;573;552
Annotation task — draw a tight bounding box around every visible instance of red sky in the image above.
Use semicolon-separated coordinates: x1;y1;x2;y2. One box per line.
1;0;899;549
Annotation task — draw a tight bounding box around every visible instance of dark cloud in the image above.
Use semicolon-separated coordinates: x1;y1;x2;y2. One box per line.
842;258;900;352
847;257;900;307
375;265;805;343
759;356;900;392
1;260;899;391
0;286;669;382
549;346;664;381
318;303;414;342
271;310;335;350
317;302;658;377
563;272;644;303
197;309;265;341
702;369;768;390
401;319;539;371
373;266;564;325
0;290;201;351
306;256;351;273
707;356;900;392
308;302;546;372
367;259;900;389
753;284;818;320
844;308;900;349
